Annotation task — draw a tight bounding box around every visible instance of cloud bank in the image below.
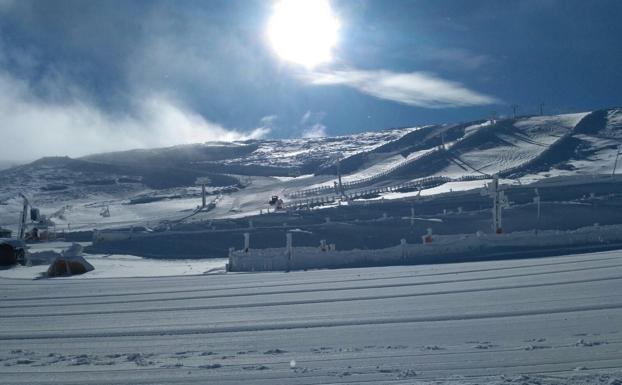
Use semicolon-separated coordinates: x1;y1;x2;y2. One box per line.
0;70;268;162
300;69;498;108
0;1;274;163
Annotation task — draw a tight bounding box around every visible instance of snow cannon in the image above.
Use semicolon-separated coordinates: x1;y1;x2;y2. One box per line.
422;228;433;244
269;195;285;210
269;195;279;205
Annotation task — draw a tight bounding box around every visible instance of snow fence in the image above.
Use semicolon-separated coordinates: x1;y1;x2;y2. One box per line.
228;224;622;272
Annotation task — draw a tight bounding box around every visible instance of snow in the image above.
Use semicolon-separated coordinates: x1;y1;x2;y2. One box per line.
0;242;227;280
0;254;227;280
513;112;588;132
229;224;622;272
606;109;622;137
1;249;621;383
433;113;590;180
464;120;492;137
2;110;621;228
340;148;435;184
418;179;494;196
223;126;420;168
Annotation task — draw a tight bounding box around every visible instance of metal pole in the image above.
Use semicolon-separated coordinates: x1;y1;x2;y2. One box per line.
491;175;503;234
202;184;206;208
613;144;621;177
286;232;293;260
337;158;344;198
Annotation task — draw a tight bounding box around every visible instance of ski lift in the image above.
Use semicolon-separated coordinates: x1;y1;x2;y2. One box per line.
100;206;111;218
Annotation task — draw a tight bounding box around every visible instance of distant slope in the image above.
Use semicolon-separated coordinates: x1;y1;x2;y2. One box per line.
1;107;621;229
82;126;420;176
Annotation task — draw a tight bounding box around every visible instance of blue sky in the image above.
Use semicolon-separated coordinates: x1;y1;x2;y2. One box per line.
0;0;621;161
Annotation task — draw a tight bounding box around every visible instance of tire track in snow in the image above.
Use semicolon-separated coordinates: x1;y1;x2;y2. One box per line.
2;301;622;341
2;353;622;385
3;250;620;298
3;261;621;310
3;275;621;318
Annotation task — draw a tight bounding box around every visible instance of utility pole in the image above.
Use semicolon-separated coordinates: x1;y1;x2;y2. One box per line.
613;144;621;177
195;177;211;209
333;154;345;198
534;188;541;221
490;111;498;124
511;104;519;119
18;193;29;240
337;157;344;197
243;232;250;253
539;103;545;116
482;175;508;234
533;188;541;233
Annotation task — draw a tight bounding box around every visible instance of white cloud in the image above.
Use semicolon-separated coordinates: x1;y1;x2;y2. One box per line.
422;47;493;72
0;71;268;162
298;110;327;137
300;110;312;124
299;69;498;108
302;123;327;138
260;114;278;126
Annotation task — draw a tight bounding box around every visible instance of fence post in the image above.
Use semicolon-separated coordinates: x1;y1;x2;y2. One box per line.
286;232;293;270
244;232;250;254
401;238;407;261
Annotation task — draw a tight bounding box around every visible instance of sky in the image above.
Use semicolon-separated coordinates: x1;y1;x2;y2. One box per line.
0;0;621;162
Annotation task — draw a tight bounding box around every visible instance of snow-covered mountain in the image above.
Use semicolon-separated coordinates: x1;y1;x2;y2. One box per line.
0;107;620;233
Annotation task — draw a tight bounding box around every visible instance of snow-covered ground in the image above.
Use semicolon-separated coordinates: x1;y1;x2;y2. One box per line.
219;126;421;168
0;242;227;280
0;254;227;280
1;249;621;384
1;109;621;229
435;113;589;179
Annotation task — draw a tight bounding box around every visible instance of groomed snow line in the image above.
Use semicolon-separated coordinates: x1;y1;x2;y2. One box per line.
228;224;622;272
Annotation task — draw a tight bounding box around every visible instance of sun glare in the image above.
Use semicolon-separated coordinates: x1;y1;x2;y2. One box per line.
267;0;340;69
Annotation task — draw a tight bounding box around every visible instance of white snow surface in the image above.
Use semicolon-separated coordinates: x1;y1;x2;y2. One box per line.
1;110;621;228
436;113;589;179
0;242;227;280
606;109;622;137
224;126;421;168
1;249;622;384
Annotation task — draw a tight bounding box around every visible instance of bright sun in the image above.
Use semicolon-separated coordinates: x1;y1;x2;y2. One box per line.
267;0;340;69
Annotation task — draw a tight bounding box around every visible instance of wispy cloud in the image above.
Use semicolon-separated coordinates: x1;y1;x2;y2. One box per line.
299;69;499;108
0;1;275;162
421;47;493;72
299;110;327;138
302;123;327;138
0;70;268;162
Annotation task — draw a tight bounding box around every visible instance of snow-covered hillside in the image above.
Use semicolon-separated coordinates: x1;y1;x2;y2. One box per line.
0;108;621;233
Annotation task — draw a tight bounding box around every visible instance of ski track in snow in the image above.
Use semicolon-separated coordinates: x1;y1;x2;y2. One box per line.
1;250;622;384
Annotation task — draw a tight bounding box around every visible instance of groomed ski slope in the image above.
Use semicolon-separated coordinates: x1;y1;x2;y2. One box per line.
1;250;622;384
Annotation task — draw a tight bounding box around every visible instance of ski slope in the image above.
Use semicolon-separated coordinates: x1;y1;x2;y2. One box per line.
436;113;588;179
1;108;621;231
1;249;622;384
